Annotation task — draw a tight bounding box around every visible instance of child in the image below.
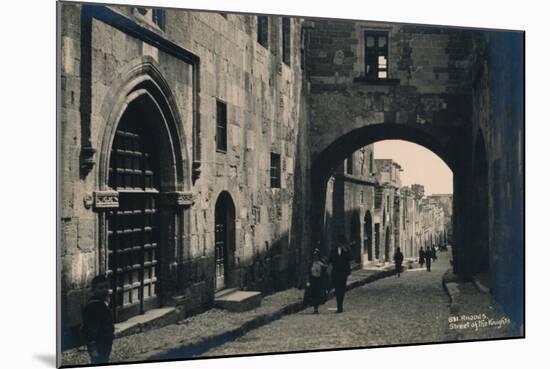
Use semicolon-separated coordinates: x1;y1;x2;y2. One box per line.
81;275;114;364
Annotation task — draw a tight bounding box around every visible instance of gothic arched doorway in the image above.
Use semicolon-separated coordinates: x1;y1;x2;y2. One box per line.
214;192;236;291
107;96;165;322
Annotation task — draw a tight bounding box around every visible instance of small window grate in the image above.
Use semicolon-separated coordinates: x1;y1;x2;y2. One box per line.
365;31;389;79
257;16;269;47
216;101;227;152
270;153;281;188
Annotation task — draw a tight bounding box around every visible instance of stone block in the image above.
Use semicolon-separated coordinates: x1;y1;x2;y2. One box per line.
61;218;78;255
214;290;262;312
77;217;95;252
63;289;88;328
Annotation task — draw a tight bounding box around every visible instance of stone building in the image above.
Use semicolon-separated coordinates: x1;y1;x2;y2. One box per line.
374;159;402;263
325;146;377;266
428;194;453;243
399;186;419;258
59;2;524;346
59;3;310;347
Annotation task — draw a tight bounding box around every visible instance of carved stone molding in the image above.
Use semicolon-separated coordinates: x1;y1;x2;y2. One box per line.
94;190;119;210
162;191;195;207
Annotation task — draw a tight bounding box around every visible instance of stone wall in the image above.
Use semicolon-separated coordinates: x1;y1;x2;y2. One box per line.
59;3;309;347
471;31;524;326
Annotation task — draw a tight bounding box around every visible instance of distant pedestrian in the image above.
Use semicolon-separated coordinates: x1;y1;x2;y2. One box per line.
419;247;425;268
431;246;438;262
425;247;432;272
393;247;404;277
304;248;329;314
329;235;352;313
81;275;114;364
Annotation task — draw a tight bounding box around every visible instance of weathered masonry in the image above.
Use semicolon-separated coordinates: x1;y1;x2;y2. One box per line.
59;2;524;347
59;3;309;347
306;20;523;326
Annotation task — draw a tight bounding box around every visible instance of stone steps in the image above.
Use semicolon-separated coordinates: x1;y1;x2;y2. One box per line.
214;289;262;312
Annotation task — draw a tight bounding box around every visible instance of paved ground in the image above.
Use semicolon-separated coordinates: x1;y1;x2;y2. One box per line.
62;249;520;366
201;250;518;357
61;266;393;366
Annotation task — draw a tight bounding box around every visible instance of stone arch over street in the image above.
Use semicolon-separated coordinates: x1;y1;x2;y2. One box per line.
311;123;457;258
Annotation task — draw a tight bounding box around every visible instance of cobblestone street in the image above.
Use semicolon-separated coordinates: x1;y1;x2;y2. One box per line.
201;250;504;357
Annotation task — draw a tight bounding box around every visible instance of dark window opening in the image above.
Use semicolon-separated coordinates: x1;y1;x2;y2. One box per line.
134;8;165;31
346;154;354;175
257;16;269;48
365;31;388;79
270;153;281;188
216;101;227;152
282;17;291;65
152;9;165;30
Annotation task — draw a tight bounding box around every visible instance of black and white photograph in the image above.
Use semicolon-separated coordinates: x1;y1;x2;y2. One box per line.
53;0;528;367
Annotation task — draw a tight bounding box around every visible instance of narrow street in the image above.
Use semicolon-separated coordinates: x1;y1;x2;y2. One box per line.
201;251;454;357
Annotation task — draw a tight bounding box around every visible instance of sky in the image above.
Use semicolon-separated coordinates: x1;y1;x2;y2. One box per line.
373;140;453;195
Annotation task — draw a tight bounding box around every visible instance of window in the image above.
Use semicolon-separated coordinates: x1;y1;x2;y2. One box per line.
152;9;165;29
360;191;364;205
270;153;281;188
257;16;269;47
282;17;291;65
346;154;354;175
365;31;388;79
135;8;165;30
216;101;227;152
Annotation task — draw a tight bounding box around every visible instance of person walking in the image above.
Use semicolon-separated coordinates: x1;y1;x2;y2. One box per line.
328;235;352;313
81;275;114;364
304;248;329;314
419;246;425;269
431;245;438;262
425;246;432;272
393;247;404;277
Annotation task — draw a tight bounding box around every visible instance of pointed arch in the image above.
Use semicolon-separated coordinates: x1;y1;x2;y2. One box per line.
97;57;191;192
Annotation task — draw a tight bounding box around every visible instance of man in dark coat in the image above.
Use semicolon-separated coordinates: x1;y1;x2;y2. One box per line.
328;235;352;313
393;247;404;277
419;247;425;268
425;247;432;272
82;275;114;364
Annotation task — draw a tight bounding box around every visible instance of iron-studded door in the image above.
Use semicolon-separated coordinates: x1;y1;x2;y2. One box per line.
107;111;160;322
214;207;227;291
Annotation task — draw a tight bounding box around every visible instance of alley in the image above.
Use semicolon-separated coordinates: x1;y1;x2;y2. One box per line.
201;252;454;357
